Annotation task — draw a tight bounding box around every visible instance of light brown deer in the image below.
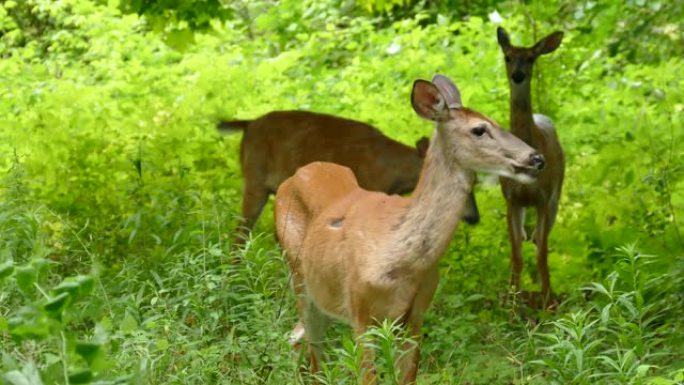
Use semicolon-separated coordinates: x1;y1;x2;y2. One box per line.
217;110;480;243
496;27;565;307
275;75;545;384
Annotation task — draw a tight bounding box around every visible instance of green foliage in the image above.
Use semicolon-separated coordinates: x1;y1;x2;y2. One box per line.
1;0;683;384
527;246;684;385
118;0;231;31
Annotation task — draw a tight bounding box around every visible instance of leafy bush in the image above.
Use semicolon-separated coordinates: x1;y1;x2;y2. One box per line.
1;0;682;384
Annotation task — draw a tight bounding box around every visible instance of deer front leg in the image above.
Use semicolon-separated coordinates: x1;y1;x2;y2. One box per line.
398;317;422;385
352;307;377;385
507;203;525;293
291;271;330;374
535;205;555;309
400;266;436;384
289;270;308;351
302;301;330;374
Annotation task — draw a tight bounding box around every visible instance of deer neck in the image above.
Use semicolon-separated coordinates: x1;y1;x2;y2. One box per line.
390;129;472;270
509;81;535;144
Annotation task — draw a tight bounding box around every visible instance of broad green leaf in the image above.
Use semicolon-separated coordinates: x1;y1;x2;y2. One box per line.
76;341;102;365
156;338;169;350
14;266;36;293
52;281;80;298
7;317;50;341
120;312;138;333
0;260;14;280
68;369;93;384
44;292;71;317
2;362;43;385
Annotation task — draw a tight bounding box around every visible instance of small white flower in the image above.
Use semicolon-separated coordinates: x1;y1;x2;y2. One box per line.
488;10;503;24
386;42;401;55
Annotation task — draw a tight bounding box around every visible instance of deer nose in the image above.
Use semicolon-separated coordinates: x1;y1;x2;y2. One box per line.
529;153;545;170
511;71;525;84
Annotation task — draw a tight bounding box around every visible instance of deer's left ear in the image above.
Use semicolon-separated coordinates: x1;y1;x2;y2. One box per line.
431;74;462;109
533;31;563;55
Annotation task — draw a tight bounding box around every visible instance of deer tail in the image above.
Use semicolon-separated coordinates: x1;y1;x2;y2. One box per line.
217;119;252;132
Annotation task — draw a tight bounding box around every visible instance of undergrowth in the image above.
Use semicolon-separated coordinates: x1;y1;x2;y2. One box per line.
1;0;683;384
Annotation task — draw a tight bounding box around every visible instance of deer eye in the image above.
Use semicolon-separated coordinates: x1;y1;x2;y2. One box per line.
505;56;511;63
471;125;487;137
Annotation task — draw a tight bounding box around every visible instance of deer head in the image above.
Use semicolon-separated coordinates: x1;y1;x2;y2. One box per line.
497;27;563;85
411;74;544;183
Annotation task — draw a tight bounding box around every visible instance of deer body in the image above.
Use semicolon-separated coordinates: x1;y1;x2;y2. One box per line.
497;27;565;306
218;110;480;242
276;75;544;384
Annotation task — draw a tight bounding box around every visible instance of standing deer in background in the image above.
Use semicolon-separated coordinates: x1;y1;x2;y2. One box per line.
275;75;544;384
217;110;481;244
497;27;565;307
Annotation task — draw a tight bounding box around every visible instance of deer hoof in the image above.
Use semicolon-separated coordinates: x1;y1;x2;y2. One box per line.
288;322;306;350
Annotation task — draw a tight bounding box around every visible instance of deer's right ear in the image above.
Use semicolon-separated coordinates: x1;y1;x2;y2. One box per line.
497;27;511;49
411;80;447;121
415;137;430;158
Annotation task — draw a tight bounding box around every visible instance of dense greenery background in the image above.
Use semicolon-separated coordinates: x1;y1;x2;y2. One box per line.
1;0;682;384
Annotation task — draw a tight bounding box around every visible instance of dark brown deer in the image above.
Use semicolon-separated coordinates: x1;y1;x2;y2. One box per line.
218;110;480;243
497;27;565;308
275;75;544;384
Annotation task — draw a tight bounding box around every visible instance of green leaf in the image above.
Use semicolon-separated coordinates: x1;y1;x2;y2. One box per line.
44;292;71;318
15;265;36;293
8;315;50;341
465;293;485;302
647;378;675;385
3;362;43;385
0;260;14;280
600;303;612;325
52;281;80;298
76;341;102;365
120;312;138;333
75;275;95;294
68;369;93;384
156;338;169;350
675;370;684;382
163;28;195;51
53;275;95;300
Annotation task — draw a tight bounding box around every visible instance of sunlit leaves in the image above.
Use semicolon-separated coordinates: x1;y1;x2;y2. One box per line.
0;1;682;384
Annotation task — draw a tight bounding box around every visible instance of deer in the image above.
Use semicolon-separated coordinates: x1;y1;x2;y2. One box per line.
274;75;545;384
496;27;565;308
217;110;481;244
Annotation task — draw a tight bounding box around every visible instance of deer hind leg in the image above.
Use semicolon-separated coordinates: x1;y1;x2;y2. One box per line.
235;182;269;244
507;204;525;293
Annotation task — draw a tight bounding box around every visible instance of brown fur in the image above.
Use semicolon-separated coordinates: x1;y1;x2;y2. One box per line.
497;27;565;308
218;110;480;244
275;76;543;384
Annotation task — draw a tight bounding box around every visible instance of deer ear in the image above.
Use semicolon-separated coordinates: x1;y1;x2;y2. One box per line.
415;137;429;158
534;31;563;55
497;27;511;49
431;74;462;109
411;80;447;121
